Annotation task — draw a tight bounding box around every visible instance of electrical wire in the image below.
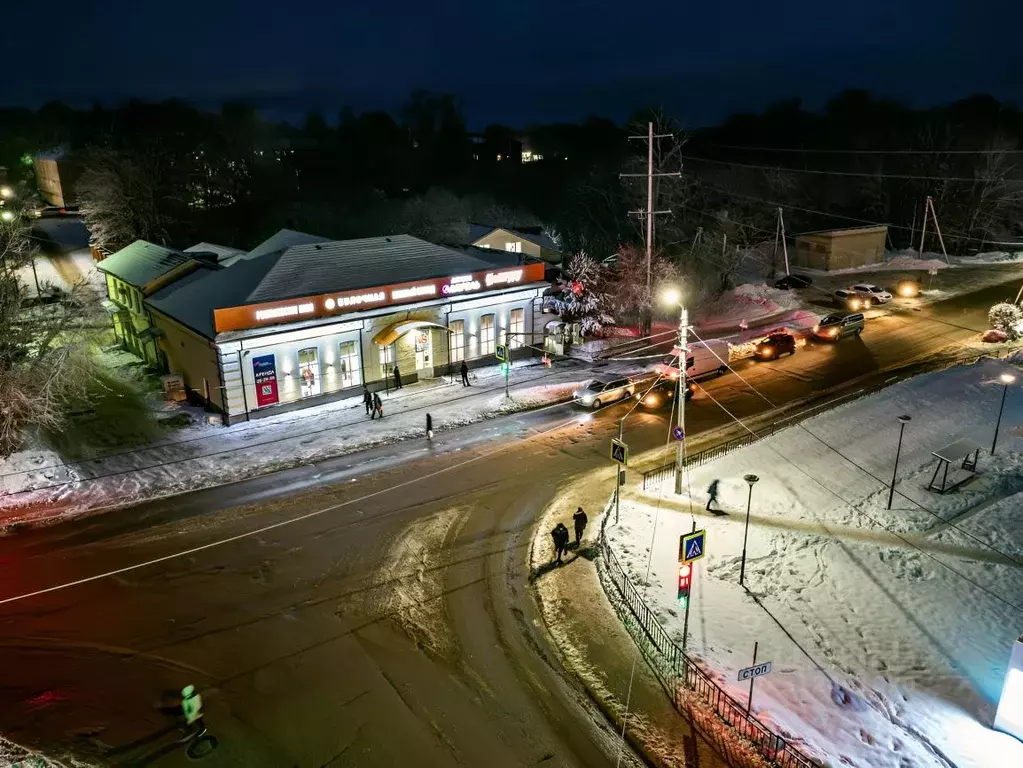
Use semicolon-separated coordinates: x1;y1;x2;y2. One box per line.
700;143;1023;156
686;326;1023;573
686;155;1019;184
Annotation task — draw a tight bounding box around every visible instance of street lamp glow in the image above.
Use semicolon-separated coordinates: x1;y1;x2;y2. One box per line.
0;186;13;199
661;287;681;306
1001;373;1016;385
0;210;14;222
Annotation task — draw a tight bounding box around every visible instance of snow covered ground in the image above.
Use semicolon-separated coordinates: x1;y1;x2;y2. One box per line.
17;249;104;299
692;283;802;333
0;360;590;524
608;358;1023;768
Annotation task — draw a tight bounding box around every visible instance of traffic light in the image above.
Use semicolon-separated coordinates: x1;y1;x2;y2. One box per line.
677;562;692;607
499;362;510;374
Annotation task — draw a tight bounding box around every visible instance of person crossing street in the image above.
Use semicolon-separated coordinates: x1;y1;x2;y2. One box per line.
572;507;588;544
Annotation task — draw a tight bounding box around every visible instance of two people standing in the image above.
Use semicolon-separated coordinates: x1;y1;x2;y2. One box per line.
550;507;588;563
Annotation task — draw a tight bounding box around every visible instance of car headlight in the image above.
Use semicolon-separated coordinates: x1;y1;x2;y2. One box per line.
581;395;593;403
813;325;820;333
829;328;838;337
645;395;658;406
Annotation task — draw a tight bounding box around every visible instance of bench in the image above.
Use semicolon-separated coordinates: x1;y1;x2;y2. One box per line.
928;438;982;493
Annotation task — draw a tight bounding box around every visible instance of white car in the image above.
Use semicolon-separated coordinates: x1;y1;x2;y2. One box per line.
850;283;892;304
573;377;636;408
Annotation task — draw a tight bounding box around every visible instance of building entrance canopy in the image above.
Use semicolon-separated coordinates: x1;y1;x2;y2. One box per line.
373;320;453;347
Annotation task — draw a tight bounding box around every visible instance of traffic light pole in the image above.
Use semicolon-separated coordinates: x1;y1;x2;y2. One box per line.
505;361;510;398
674;304;689;495
681;520;695;654
614;419;623;525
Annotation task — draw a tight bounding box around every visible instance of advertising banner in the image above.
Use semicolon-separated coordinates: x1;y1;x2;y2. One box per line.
252;354;279;408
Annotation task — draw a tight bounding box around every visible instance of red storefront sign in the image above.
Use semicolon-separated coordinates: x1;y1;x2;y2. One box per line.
252;353;279;408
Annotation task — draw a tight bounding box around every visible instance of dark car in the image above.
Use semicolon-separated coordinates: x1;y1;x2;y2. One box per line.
813;313;864;341
754;332;797;359
774;273;812;290
635;379;695;410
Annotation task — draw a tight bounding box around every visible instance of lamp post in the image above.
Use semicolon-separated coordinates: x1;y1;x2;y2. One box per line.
887;415;912;510
992;373;1016;454
739;474;759;587
661;287;688;495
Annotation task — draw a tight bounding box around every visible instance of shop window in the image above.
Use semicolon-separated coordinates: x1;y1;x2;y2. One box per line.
480;314;495;355
449;320;465;362
338;340;360;386
379;343;394;377
504;241;522;253
509;308;525;349
298;347;320;397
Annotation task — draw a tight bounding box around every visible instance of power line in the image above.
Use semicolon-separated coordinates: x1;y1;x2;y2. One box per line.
686;155;1018;184
687;327;1023;572
702;143;1023;156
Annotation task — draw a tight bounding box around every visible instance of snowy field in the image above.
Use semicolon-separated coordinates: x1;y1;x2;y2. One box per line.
0;361;589;524
608;358;1023;768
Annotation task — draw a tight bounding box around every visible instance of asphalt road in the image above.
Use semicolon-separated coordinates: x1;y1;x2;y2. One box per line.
0;274;1017;767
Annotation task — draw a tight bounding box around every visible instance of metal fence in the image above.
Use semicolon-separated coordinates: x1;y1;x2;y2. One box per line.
596;508;816;768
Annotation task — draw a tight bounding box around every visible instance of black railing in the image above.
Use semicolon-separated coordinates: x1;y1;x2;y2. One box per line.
596;504;817;768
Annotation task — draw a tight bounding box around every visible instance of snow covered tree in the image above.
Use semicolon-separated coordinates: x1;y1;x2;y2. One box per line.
989;302;1023;339
553;252;615;336
606;244;679;325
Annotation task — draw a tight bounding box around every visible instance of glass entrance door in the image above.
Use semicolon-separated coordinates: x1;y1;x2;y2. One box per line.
414;331;432;372
298;347;320;397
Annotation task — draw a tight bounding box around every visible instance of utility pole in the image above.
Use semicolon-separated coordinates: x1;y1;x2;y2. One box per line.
778;208;790;276
674;300;689;495
621;121;680;332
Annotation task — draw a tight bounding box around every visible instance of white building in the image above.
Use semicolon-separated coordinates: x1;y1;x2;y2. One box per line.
146;233;548;424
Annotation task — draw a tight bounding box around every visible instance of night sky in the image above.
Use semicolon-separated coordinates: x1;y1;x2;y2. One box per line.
2;0;1017;126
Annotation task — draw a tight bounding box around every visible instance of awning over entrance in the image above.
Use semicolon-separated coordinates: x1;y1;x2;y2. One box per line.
373;320;453;346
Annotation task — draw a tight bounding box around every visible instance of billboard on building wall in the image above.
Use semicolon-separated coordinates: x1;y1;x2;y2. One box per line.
252;354;279;408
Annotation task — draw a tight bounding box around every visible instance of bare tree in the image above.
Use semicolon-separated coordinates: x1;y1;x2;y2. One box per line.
0;206;103;457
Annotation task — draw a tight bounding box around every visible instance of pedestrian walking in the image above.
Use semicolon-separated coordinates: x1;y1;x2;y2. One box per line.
426;412;433;440
181;684;206;737
340;358;348;383
460;360;470;387
572;507;588;544
393;364;403;389
706;479;721;512
373;392;383;419
363;386;373;415
551;522;570;563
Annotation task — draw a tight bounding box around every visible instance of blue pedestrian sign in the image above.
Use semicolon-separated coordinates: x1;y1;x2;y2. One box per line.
681;529;706;563
672;426;685;441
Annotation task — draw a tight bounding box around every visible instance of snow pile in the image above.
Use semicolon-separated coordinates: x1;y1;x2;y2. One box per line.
692;284;800;333
956;251;1023;266
608;357;1023;768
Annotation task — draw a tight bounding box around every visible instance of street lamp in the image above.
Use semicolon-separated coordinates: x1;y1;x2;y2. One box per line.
661;286;688;494
0;186;13;199
739;474;759;587
992;373;1016;454
0;210;14;222
887;415;912;510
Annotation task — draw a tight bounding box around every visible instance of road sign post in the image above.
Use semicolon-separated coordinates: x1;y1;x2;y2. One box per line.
610;438;628;465
611;433;628;524
496;345;510;396
681;529;706;562
679;524;706;652
672;426;685;441
737;643;773;714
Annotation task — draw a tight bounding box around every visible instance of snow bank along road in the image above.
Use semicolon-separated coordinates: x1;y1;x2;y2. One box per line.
0;275;1016;765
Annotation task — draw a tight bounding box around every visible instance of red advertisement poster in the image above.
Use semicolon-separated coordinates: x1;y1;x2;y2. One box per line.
252;354;279;408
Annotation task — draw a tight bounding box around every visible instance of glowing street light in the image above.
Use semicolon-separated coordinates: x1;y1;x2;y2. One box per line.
0;210;14;222
887;415;912;510
661;286;688;493
0;186;13;199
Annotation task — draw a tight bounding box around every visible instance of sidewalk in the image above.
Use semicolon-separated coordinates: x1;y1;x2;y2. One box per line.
0;358;593;524
529;468;734;768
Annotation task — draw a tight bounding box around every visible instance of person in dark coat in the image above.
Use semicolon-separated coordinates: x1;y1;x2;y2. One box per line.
551;522;570;562
572;507;588;544
706;479;721;512
426;413;433;439
363;386;373;415
372;392;383;419
393;364;403;389
460;360;470;387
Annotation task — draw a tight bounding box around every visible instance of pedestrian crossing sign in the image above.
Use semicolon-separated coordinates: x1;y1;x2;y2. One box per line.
681;529;706;563
610;438;628;465
495;344;509;362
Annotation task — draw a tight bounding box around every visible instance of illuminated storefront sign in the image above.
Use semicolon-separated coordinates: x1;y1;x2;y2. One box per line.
255;302;315;322
252;353;279;407
214;261;545;333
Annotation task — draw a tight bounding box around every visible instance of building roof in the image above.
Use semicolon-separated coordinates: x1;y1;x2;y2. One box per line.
185;242;246;265
797;224;889;239
248;234;523;303
469;224;560;252
147;234;531;339
237;228;330;263
96;240;191;288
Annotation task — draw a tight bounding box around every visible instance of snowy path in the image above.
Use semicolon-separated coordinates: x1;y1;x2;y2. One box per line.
608;358;1023;768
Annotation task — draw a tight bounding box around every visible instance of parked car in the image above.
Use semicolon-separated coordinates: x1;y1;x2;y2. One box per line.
850;283;892;304
754;332;797;359
774;273;812;290
656;339;730;381
573;377;636;408
813;312;864;341
635;378;695;410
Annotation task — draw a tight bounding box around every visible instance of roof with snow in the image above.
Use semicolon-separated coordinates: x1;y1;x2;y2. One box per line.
238;228;330;263
147;233;531;339
96;240;190;288
469;224;560;252
184;242;246;265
